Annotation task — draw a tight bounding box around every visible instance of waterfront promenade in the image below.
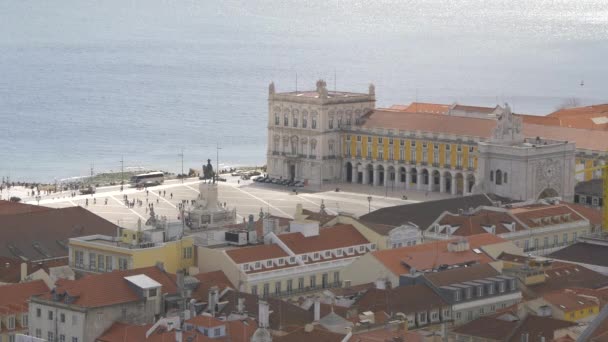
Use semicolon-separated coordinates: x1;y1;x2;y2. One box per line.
18;175;452;229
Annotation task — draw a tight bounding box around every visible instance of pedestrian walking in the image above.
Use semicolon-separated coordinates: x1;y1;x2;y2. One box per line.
170;193;173;199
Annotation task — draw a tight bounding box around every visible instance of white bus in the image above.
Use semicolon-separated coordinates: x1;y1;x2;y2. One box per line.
130;172;165;187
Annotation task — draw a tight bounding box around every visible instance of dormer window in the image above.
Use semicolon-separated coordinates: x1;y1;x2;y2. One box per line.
454;290;461;302
466;288;472;299
509;279;516;290
255;262;261;269
336;249;343;256
358;246;365;253
148;288;157;297
313;252;320;260
487;284;495;295
243;264;250;271
289;256;296;263
348;247;354;254
8;316;15;330
324;251;331;258
371;244;377;250
278;258;284;265
499;281;505;293
302;255;308;261
477;286;484;297
266;260;273;267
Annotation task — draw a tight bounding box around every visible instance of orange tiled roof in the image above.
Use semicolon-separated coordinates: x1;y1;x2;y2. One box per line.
41;266;177;308
225;244;289;264
395;102;450;114
509;205;585;228
0;200;51;216
436;209;525;236
0;280;49;314
543;289;599;311
371;233;505;276
548;104;608;129
357;109;608;152
277;224;369;254
186;315;226;328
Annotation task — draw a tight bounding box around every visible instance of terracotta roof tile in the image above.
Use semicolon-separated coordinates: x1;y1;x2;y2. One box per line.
357;109;608;152
0;280;49;313
543;289;599;311
527;263;608;297
225;244;289;264
0;200;51;216
436;209;525;236
273;326;346;342
510;205;585;228
277;224;369;254
424;263;499;287
38;266;177;308
371;233;504;276
0;256;68;283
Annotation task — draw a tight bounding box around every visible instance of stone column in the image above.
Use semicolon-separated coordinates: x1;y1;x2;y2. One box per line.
405;170;411;190
451;173;458;195
363;166;369;185
440;174;446;193
384;165;389;187
417;170;424;191
373;165;379;186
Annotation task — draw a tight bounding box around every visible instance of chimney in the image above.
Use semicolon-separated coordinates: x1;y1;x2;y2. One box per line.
374;278;386;290
208;286;219;316
314;298;321;321
20;262;28;281
247;214;255;231
237;297;245;314
175;328;182;342
258;300;270;328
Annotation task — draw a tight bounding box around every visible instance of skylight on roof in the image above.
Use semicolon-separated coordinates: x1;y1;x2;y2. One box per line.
473;248;482;254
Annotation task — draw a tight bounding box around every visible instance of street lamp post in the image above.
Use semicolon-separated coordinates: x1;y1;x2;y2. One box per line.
216;143;222;182
36;195;41;206
367;195;372;213
178;148;184;183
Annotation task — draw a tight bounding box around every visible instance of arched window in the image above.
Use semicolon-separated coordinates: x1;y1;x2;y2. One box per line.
496;170;502;185
490;171;494;182
504;172;508;184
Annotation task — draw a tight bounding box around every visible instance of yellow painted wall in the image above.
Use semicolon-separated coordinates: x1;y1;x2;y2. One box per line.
585;159;594;180
439;144;446;165
416;141;422;162
564;305;599;322
450;144;457;166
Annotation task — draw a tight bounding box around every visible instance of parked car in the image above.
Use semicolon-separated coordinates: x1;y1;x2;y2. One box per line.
294;181;304;187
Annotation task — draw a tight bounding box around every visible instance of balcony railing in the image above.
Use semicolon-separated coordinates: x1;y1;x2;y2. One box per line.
262;281;343;298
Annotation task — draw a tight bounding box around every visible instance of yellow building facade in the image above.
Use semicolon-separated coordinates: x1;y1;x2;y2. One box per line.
68;230;195;274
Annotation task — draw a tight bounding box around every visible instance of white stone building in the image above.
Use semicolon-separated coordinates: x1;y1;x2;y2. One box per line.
266;80;375;185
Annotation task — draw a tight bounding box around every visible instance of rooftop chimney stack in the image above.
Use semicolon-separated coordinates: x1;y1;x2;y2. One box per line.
237;297;245;314
208;286;219;316
314;298;321;321
175;328;182;342
258;300;270;328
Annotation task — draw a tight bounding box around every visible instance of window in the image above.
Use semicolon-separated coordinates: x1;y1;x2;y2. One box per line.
275;113;280;125
72;314;77;326
48;310;54;320
75;250;84;268
284;114;288;126
504;172;508;183
48;332;55;342
36;308;41;318
357;135;362;142
9;335;16;342
563;233;569;244
310;275;316;288
293;114;298;127
466;288;472;299
367;143;372;158
573;232;578;241
554;235;558;246
214;328;221;337
491;305;496;312
119;258;128;270
499;282;506;293
509;279;516;290
275;281;281;294
149;288;157;297
8;316;15;329
477;286;484;297
410;149;416;163
312;115;317;129
22;313;28;327
454;290;461;302
287;279;293;293
251;285;257;296
298;277;304;290
411;140;416;147
105;256;113;271
378;137;383;144
60;335;66;342
457;154;463;168
302;115;308;128
422;150;427;162
479;307;485;315
468;155;474;169
60;313;65;323
378;149;384;160
487;284;494;295
457;144;462;152
35;329;41;338
266;260;273;267
98;254;104;271
72;338;78;342
544;237;549;248
456;312;461;320
89;252;96;270
490;171;494;181
278;258;284;265
334;271;340;283
263;283;269;296
524;239;530;251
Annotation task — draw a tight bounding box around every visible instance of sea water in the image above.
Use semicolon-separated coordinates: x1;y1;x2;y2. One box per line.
1;0;607;181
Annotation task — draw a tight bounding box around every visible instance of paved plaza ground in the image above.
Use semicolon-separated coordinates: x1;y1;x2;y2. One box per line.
14;176;454;229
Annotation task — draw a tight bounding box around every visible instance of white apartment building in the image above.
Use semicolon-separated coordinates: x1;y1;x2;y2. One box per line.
196;222;375;297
